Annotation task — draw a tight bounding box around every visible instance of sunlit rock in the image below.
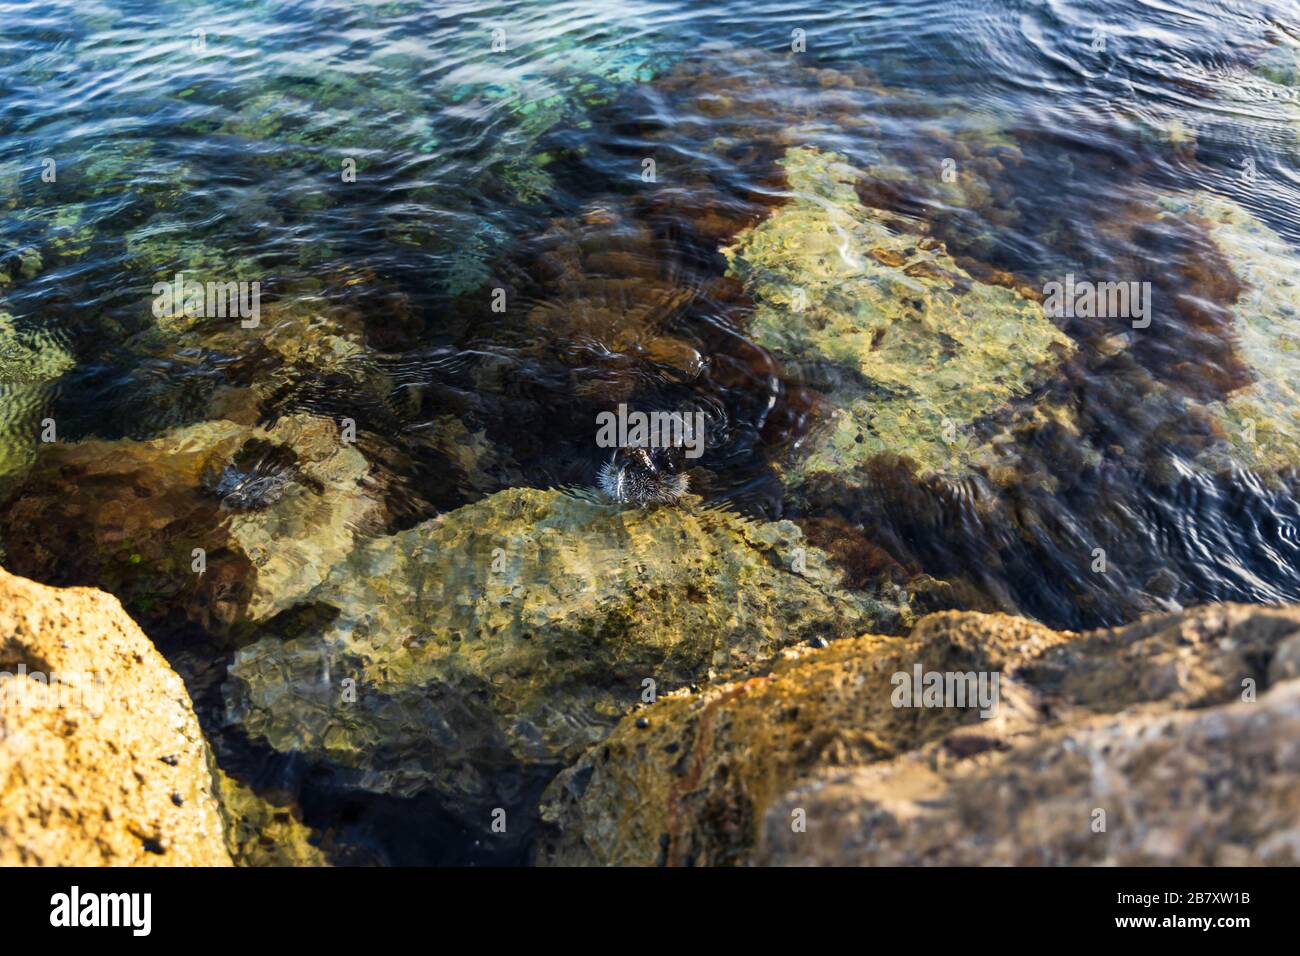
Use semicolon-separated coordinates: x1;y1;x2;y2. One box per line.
223;487;908;826
759;670;1300;866
0;567;231;865
539;602;1300;865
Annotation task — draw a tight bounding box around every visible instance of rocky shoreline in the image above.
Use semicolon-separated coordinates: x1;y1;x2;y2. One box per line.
4;552;1298;866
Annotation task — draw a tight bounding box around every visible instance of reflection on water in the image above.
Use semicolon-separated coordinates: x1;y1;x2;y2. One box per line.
3;0;1300;862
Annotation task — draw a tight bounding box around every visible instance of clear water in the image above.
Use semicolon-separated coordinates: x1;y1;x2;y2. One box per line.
4;0;1300;862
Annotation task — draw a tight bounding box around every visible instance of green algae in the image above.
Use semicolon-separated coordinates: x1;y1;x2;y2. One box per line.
722;146;1073;481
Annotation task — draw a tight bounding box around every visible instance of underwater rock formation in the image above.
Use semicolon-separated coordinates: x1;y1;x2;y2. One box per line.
1156;191;1300;473
223;487;908;828
1255;42;1300;88
722;146;1073;482
0;567;231;865
538;602;1300;865
0;413;386;635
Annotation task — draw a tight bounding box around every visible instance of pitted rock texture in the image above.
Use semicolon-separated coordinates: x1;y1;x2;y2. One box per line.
538;603;1300;866
0;567;231;866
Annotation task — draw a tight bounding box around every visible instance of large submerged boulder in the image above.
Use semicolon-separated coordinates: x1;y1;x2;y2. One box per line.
1153;191;1300;473
722;146;1073;482
538;602;1300;865
223;487;907;825
0;567;231;865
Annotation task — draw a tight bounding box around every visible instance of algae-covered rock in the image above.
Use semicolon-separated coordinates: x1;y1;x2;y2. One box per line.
539;603;1300;865
722;147;1073;481
1153;192;1300;472
0;413;386;635
0;567;231;865
0;311;74;489
223;487;905;825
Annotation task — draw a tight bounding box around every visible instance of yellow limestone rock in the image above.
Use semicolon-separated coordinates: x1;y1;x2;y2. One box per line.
0;567;231;865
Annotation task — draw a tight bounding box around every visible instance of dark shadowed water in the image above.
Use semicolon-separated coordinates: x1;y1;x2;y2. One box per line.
3;0;1300;862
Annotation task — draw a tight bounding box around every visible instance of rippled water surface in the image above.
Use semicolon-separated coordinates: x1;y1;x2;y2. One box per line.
4;0;1300;862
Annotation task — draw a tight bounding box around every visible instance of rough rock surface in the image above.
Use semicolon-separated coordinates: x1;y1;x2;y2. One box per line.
0;567;231;865
224;487;907;825
538;603;1300;865
757;678;1300;865
0;412;387;636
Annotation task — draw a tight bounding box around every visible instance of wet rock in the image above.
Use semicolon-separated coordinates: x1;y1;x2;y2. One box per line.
722;146;1073;482
0;567;231;865
0;413;387;636
212;769;330;867
223;487;906;826
538;602;1300;865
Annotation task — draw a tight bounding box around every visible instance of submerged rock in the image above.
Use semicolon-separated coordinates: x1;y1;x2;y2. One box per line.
212;769;330;867
0;311;74;490
1155;192;1300;473
0;567;231;865
0;413;386;635
722;146;1073;481
223;487;907;827
538;602;1300;865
